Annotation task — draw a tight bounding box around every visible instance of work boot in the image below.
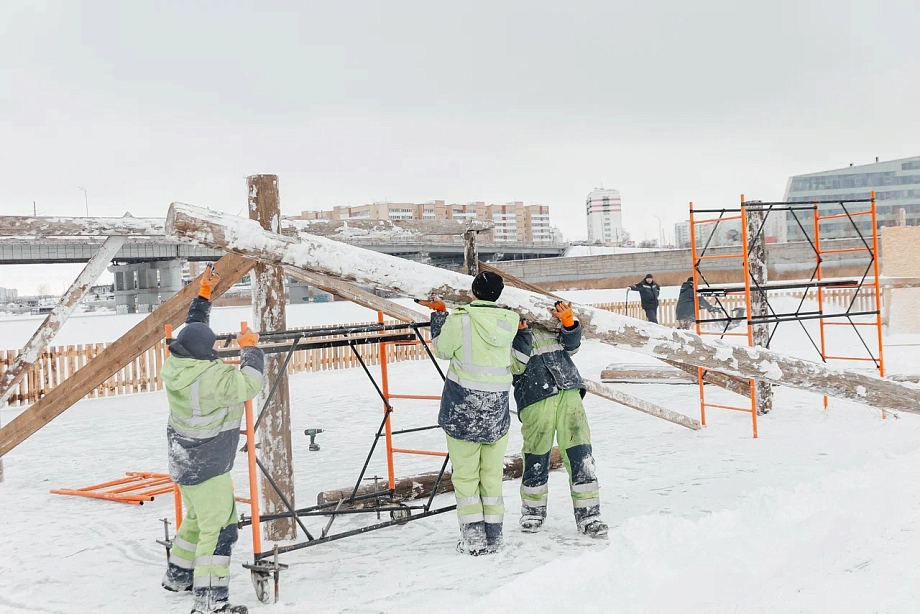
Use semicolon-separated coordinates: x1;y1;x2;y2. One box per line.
578;517;609;539
519;514;544;533
484;522;503;552
456;521;488;556
192;587;248;614
162;564;193;592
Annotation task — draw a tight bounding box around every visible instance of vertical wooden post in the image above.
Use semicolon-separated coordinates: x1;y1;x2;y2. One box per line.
248;174;296;540
745;201;773;415
463;230;479;276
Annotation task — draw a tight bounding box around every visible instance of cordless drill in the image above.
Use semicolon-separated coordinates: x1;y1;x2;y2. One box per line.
304;428;324;451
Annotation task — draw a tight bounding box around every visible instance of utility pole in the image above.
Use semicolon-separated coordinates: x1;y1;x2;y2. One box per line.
77;187;88;217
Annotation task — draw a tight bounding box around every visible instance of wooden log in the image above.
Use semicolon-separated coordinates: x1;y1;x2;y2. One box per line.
317;448;564;507
584;380;700;430
165;203;920;415
746;203;774;415
601;364;697;384
248;174;296;541
464;231;480;276
0;235;126;406
288;263;698;430
481;261;752;400
0;216;164;236
661;359;752;399
0;254;254;458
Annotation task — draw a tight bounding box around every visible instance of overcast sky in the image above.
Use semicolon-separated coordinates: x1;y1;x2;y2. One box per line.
2;0;918;294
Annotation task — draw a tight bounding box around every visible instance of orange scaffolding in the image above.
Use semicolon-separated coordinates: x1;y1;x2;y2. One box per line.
689;202;759;438
688;193;886;435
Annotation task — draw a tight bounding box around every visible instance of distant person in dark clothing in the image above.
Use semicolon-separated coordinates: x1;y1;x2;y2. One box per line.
630;274;661;324
676;277;716;329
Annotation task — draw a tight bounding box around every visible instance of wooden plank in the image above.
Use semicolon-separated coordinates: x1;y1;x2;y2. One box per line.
0;254;255;458
584;380;700;430
746;204;773;415
0;216;164;236
165;203;920;415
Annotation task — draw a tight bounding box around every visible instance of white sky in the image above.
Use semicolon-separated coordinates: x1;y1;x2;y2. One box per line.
2;0;918;295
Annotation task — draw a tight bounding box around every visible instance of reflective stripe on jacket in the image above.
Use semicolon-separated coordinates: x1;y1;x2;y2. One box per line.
512;321;586;413
164;348;264;485
430;301;522;443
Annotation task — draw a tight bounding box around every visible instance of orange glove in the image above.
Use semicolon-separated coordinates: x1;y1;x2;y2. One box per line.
199;264;220;301
415;299;447;312
238;325;259;348
518;318;529;330
550;301;576;328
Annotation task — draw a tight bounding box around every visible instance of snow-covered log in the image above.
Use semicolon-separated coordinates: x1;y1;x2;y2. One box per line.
0;235;126;406
280;268;698;429
0;216;165;236
746;204;774;415
165;203;920;415
317;448;564;507
248;175;296;541
479;260;752;399
0;254;255;459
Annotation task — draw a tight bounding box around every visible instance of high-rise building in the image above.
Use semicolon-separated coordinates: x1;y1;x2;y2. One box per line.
585;189;624;244
674;221;690;248
783;155;920;241
291;200;554;243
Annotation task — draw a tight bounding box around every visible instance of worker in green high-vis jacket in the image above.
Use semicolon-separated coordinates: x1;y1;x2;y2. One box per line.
418;271;526;555
160;267;264;614
511;301;608;538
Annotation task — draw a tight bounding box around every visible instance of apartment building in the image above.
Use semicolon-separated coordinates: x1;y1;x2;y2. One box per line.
292;200;555;243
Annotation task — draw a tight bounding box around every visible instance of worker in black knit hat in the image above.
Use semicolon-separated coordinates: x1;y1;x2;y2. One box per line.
417;270;526;555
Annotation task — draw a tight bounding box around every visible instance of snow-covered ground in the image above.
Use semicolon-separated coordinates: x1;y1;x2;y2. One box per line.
2;303;919;613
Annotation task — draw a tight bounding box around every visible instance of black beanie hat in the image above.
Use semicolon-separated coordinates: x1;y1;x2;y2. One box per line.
471;271;504;302
169;322;218;360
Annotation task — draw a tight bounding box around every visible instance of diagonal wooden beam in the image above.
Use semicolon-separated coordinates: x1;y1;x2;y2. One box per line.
165;202;920;415
283;267;700;430
0;254;255;459
0;236;126;405
479;260;751;399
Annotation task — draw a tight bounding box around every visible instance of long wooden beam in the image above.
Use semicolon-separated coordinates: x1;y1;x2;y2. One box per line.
0;254;255;458
0;235;126;406
165;203;920;415
0;216;165;236
282;267;698;429
287;217;494;238
480;260;751;399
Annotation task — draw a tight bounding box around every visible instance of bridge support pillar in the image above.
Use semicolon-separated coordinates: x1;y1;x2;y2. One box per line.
110;260;184;314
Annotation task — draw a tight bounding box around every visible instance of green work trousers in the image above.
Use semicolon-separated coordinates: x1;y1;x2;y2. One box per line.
445;433;509;527
520;389;600;520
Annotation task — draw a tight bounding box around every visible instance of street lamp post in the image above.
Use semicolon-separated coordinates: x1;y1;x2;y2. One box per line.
77;187;88;217
652;214;663;248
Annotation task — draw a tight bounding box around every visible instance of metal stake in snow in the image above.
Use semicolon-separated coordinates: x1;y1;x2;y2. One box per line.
248;175;297;541
164;202;920;416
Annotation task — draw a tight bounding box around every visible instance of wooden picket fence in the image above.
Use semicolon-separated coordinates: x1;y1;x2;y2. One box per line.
0;320;432;408
0;289;878;408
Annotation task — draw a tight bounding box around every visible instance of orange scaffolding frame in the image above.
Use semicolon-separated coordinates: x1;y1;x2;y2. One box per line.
689;202;759;437
810;192;886;411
